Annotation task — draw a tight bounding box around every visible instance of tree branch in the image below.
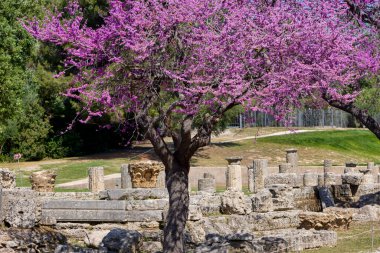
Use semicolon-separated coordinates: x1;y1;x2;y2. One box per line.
322;93;380;139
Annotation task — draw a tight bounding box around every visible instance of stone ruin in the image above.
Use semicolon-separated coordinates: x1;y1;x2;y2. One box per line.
0;153;379;253
29;170;57;192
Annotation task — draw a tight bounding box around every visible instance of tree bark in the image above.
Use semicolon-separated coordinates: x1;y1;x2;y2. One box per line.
163;159;190;253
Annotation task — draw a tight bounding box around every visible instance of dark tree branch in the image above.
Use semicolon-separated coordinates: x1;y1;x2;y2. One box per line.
345;0;380;30
322;93;380;139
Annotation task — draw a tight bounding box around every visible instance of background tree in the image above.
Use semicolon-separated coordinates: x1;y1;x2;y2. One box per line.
24;0;379;252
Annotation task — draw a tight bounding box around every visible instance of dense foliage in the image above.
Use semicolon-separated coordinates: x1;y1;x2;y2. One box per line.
0;0;130;161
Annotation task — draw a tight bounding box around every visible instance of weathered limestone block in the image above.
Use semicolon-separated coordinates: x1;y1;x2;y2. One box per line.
220;190;251;215
128;162;164;188
88;167;104;193
120;164;132;189
225;157;243;191
29;170;56;192
324;172;336;186
279;163;292;173
352;205;380;222
125;199;168;211
341;173;363;186
268;185;294;211
190;193;222;215
323;160;333;173
293;187;322;212
264;173;298;187
303;172;318;187
99;188;168;200
4;197;36;228
124;210;163;222
359;168;374;184
198;178;215;193
253;229;337;252
286;148;298;169
299;209;353;230
251;189;273;213
251;159;268;193
0;169;16;189
188;205;203;221
203;211;301;233
101;229;142;253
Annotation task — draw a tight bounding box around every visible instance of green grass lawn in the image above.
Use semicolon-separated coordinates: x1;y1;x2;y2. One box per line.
259;130;380;164
306;223;380;253
193;129;380;166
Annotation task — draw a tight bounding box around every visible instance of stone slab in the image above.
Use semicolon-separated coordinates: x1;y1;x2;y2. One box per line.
264;173;299;187
125;199;168;211
317;187;335;209
99;188;168;200
124;210;163;222
41;209;127;222
43;200;125;210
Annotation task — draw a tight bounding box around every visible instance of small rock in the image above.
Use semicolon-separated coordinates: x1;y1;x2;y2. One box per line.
101;229;142;253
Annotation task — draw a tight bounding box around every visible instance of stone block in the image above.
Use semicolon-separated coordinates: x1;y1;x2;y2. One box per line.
0;169;16;189
264;173;298;187
324;172;336;186
30;170;56;192
317;186;335;209
41;209;127;222
279;163;292;173
43;200;126;210
190;194;221;215
268;185;294;211
198;178;215;193
341;173;363;186
299;209;352;230
188;205;203;221
124;210;163;222
303;172;318;187
99;188;168;200
125;199;168;211
220;190;251;215
4;197;36;228
251;189;273;212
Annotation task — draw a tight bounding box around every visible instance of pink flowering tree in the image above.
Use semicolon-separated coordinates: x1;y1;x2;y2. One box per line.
23;0;379;251
322;0;380;138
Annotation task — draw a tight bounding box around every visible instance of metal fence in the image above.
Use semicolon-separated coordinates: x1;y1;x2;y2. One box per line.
229;108;359;128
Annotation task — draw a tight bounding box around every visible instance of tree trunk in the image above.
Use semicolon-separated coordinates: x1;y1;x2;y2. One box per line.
163;160;190;253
